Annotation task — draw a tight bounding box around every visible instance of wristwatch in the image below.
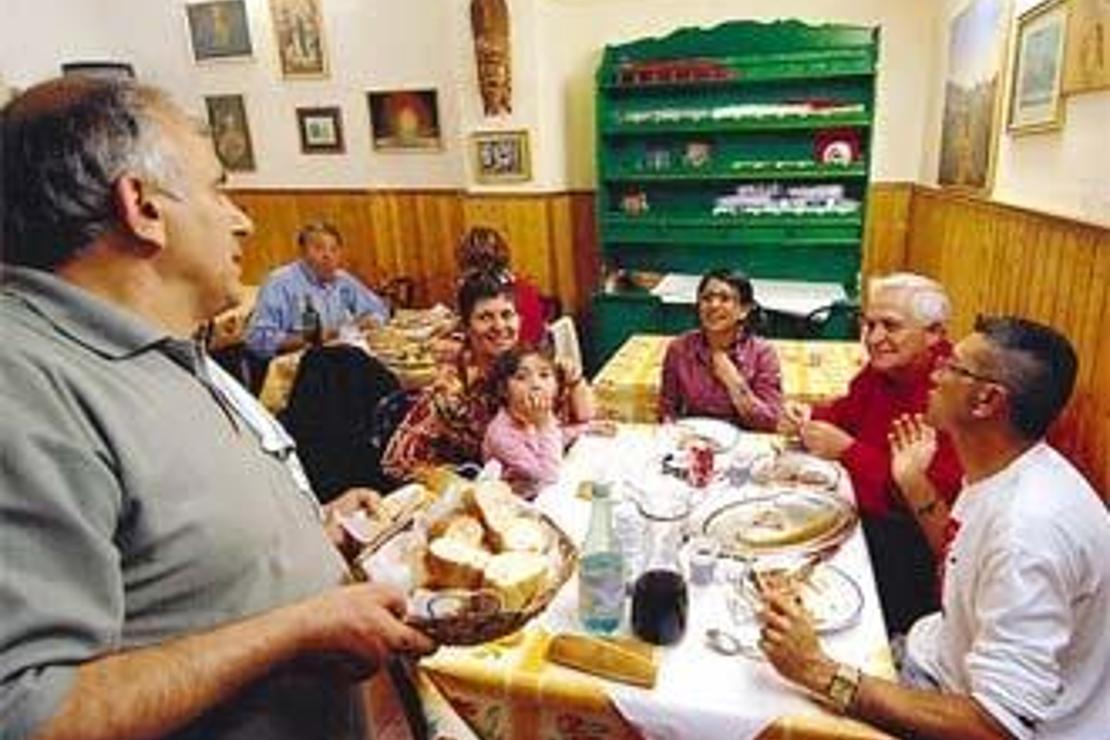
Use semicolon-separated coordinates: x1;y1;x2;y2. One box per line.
825;663;861;714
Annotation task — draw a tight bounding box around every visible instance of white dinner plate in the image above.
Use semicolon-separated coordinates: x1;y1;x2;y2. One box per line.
737;563;863;633
675;417;741;454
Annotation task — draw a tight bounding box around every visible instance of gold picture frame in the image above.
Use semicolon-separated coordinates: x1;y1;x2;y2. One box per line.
1009;0;1069;133
1062;0;1110;95
269;0;328;79
938;0;1012;194
472;130;531;183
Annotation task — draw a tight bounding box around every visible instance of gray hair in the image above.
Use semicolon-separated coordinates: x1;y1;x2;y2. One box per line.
868;272;951;326
2;76;186;269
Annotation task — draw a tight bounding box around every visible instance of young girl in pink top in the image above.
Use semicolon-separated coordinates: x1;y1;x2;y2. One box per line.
481;345;565;498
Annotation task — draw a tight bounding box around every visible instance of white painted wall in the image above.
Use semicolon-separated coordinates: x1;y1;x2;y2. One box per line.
924;0;1110;225
4;0;1107;223
1;0;465;190
538;0;941;187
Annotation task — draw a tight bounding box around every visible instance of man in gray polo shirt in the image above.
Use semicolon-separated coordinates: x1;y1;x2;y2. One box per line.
1;78;434;739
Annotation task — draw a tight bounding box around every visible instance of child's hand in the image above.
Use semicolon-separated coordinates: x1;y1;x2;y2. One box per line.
525;390;556;428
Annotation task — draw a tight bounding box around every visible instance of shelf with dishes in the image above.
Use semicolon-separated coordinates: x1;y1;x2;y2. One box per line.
601;111;870;136
599;50;875;90
603;162;868;183
600;212;863;247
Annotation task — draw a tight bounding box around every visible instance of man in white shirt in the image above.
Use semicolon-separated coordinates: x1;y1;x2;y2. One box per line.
758;316;1110;739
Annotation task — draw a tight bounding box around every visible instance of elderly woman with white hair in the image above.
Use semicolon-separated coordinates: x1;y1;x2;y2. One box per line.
782;272;964;634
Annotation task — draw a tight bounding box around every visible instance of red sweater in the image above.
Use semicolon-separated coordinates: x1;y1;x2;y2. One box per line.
812;342;963;518
513;277;546;345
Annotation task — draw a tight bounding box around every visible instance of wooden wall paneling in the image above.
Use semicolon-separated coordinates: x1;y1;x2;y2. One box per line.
463;195;555;293
861;183;913;281
902;187;1110;496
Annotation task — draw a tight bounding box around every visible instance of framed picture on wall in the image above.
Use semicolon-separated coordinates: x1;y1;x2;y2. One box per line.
472;130;531;183
269;0;329;78
61;61;136;79
296;106;344;154
367;89;442;151
186;1;253;62
1009;0;1068;133
204;95;256;172
937;0;1011;193
1062;0;1110;95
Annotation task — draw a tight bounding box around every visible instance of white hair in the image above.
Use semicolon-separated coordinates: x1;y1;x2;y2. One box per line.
868;272;951;326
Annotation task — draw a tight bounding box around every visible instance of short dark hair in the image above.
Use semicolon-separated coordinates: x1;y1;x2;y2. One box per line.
697;268;754;305
457;226;510;274
975;315;1078;439
457;269;514;324
2;76;181;269
696;268;760;334
488;343;556;404
297;220;342;249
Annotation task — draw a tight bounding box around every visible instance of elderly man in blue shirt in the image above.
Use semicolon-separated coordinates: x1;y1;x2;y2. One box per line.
246;221;389;358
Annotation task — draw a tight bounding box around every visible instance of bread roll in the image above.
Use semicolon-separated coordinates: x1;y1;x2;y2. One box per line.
500;518;548;552
424;537;490;589
482;551;548;611
473;480;522;549
440;515;486;548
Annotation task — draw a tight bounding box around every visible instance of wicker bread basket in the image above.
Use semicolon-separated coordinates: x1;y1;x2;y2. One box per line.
406;512;578;645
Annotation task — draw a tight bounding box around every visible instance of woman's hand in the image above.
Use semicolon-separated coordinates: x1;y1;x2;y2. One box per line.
710;350;748;394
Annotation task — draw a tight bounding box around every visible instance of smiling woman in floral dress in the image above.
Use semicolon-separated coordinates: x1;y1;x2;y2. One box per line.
383;270;593;481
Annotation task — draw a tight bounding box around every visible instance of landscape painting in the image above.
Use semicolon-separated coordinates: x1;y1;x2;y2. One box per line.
938;0;1011;192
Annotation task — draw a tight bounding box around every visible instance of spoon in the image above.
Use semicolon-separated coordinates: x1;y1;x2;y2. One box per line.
704;627;764;660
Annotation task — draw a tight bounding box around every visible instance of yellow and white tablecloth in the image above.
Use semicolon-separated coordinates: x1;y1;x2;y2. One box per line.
593;335;866;424
416;426;896;740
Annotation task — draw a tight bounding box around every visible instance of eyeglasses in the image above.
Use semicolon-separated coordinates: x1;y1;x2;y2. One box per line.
939;357;1008;387
698;290;737;305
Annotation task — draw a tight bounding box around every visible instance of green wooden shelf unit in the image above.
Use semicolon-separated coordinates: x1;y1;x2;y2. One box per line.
589;19;878;367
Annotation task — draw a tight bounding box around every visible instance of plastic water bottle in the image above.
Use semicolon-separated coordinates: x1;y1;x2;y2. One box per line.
578;481;625;634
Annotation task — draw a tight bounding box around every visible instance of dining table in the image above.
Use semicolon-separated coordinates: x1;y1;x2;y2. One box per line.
257;306;455;412
593;335;866;423
412;423;896;740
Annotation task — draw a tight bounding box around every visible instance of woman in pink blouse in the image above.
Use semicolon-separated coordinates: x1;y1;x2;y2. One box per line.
659;269;784;430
